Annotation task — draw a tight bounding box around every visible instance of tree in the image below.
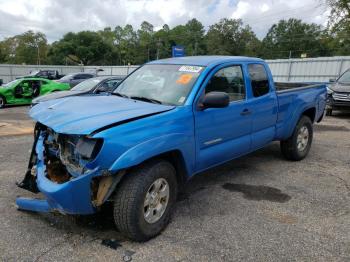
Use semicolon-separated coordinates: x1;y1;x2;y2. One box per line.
327;0;350;31
113;24;138;65
326;0;350;55
47;31;111;65
153;24;172;59
261;18;329;59
167;19;206;57
206;18;260;56
0;31;48;64
183;18;206;55
137;21;154;63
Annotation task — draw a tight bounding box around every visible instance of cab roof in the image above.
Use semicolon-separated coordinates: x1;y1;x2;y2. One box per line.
148;56;264;67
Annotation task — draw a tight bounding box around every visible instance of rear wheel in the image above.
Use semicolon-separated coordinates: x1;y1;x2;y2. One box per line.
113;160;177;241
0;96;5;108
280;116;313;161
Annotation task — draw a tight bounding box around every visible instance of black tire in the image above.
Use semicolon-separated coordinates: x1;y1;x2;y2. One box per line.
0;95;5;108
280;116;313;161
325;109;332;116
113;160;177;241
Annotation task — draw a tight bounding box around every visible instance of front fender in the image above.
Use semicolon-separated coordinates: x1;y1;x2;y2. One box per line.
109;133;194;177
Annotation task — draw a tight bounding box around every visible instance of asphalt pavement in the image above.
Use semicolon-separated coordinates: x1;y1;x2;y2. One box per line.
0;106;349;261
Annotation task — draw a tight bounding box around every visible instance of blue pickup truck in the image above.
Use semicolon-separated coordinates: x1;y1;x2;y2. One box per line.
17;56;326;241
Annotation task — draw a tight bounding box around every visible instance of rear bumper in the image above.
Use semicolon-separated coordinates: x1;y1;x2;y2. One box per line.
16;135;98;215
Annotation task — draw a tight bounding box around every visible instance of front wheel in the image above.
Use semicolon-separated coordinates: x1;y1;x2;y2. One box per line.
280;116;313;161
113;160;177;241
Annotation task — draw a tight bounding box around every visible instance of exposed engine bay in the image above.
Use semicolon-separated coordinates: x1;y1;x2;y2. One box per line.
17;123;103;191
43;127;102;183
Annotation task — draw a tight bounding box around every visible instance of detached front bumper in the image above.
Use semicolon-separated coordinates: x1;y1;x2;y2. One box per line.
16;134;98;215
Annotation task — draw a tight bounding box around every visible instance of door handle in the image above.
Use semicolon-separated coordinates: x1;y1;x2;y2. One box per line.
240;109;252;116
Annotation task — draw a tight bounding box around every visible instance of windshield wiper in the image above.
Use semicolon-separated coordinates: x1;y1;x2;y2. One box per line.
130;96;163;104
111;92;129;98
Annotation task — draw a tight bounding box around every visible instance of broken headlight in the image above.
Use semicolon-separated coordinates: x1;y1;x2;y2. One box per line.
75;137;103;160
57;135;103;174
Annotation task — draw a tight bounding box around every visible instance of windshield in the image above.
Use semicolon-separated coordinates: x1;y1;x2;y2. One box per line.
338;70;350;84
71;78;101;91
2;79;19;87
114;64;204;105
59;74;73;81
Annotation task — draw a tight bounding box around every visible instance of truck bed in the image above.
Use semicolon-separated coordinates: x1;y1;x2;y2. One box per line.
274;82;323;92
274;82;327;141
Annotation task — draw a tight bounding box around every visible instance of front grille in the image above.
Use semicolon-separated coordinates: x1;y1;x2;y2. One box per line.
333;92;350;102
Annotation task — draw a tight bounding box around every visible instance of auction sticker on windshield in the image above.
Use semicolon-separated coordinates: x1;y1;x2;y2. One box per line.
178;66;203;73
176;74;193;85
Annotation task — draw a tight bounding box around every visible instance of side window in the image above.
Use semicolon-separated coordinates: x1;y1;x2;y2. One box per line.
81;74;93;79
248;64;270;97
205;65;245;102
37;71;47;77
73;74;90;79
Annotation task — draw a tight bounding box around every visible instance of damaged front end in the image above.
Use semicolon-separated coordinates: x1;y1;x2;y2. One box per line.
16;123;122;214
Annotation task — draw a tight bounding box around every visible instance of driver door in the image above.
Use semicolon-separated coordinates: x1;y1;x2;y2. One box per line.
14;80;31;98
194;64;252;172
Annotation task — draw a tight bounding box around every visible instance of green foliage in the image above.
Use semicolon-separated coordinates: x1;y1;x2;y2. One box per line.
47;31;112;65
261;18;330;59
0;31;48;64
206;18;260;56
326;0;350;55
0;7;349;66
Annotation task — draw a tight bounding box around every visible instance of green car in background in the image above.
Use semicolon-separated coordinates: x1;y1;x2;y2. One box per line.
0;78;70;108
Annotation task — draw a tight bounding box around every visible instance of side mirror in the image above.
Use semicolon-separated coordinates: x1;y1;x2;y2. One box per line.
200;92;230;110
329;78;336;83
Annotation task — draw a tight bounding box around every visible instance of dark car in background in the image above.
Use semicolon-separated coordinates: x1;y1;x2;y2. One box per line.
17;70;64;80
56;72;96;87
326;68;350;115
31;76;124;106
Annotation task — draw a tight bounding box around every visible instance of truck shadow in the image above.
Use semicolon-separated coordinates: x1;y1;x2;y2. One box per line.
178;142;286;202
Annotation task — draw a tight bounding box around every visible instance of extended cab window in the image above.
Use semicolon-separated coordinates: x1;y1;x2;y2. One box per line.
248;64;270;97
205;65;245;102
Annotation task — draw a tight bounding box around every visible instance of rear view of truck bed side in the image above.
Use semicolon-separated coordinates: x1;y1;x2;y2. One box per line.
274;83;327;141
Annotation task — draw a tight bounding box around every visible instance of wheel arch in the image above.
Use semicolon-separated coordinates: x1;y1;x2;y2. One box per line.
99;149;189;206
277;105;317;140
114;149;189;188
302;107;316;123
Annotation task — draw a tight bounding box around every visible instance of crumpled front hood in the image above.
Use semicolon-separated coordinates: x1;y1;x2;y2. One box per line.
330;82;350;93
30;95;175;135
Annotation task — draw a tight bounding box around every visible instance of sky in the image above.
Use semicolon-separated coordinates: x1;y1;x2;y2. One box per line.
0;0;330;42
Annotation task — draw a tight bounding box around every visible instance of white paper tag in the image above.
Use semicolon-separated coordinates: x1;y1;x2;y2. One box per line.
179;66;203;73
178;96;186;103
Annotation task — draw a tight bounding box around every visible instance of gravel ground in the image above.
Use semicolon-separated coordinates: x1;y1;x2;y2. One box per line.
0;106;349;262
